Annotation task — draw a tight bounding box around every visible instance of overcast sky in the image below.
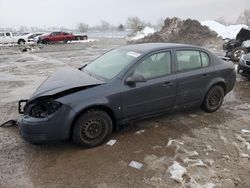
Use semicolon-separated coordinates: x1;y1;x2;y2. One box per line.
0;0;249;28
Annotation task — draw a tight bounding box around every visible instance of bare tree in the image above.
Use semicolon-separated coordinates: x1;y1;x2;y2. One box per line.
77;23;89;32
237;9;250;25
126;17;145;32
156;18;165;30
19;25;29;33
117;24;125;31
100;20;111;31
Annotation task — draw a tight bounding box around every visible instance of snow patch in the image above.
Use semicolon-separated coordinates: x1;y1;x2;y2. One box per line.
67;39;97;43
167;138;184;147
135;129;145;135
240;153;249;158
200;20;248;39
106;139;117;146
127;27;155;41
241;129;250;134
183;158;206;167
129;161;143;169
168;161;187;183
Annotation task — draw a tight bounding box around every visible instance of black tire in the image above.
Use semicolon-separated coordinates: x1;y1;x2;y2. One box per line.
42;39;49;44
202;85;224;113
231;47;248;61
83;36;88;40
18;39;25;45
72;110;113;147
76;36;81;40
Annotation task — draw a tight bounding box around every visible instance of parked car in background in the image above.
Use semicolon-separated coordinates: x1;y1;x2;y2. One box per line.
73;33;88;40
27;33;44;42
238;53;250;77
37;31;88;44
18;43;236;147
223;28;250;61
0;32;43;45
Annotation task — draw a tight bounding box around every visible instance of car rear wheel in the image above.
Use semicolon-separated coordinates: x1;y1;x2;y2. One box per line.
18;39;25;45
72;110;113;147
231;47;248;61
202;85;224;113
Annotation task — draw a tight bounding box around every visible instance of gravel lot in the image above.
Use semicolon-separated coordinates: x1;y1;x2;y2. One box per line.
0;39;250;188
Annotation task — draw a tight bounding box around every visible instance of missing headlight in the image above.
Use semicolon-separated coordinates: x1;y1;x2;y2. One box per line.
29;100;62;118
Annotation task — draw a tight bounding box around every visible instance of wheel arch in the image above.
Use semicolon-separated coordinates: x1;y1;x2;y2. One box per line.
18;38;25;44
202;80;227;103
70;105;118;137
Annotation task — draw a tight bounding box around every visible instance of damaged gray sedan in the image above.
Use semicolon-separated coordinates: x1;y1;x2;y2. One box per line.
18;43;236;147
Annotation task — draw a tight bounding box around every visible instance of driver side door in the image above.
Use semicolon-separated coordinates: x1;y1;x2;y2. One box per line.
121;51;177;119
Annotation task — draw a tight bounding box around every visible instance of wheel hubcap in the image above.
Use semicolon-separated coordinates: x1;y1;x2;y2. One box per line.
234;50;246;59
81;118;105;140
209;90;221;107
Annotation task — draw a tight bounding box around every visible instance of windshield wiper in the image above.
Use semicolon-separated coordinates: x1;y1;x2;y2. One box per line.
78;63;88;70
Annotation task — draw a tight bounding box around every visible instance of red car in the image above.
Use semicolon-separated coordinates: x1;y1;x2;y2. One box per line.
38;32;88;44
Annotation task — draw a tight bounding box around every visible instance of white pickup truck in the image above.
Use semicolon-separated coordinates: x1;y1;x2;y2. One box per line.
0;32;43;45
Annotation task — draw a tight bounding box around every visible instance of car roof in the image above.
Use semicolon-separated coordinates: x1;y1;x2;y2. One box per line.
120;43;202;53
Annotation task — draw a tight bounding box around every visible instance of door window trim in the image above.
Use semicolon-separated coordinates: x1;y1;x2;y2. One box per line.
175;49;211;73
127;50;173;81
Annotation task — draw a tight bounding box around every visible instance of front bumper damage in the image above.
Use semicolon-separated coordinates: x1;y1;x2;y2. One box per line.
18;100;76;143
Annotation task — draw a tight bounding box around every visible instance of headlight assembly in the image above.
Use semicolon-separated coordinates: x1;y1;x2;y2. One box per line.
28;100;62;118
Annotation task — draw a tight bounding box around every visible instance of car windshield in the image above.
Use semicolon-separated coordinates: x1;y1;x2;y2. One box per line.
83;48;141;79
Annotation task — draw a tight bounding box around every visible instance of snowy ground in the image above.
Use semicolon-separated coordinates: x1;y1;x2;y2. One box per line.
0;39;250;188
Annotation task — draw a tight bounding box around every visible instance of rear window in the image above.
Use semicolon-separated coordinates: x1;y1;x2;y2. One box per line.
6;33;11;36
176;50;210;72
201;52;210;67
51;32;61;35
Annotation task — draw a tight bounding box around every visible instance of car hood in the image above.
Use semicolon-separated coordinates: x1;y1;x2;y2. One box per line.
30;66;105;100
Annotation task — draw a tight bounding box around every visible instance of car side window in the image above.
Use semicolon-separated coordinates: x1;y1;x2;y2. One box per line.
134;51;172;80
201;52;210;67
51;32;60;36
6;33;11;36
176;50;202;72
0;33;5;37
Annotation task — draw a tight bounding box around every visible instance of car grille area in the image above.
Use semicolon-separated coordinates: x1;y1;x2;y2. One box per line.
246;61;250;66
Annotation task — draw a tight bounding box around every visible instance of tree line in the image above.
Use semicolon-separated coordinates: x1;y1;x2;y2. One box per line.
2;9;249;33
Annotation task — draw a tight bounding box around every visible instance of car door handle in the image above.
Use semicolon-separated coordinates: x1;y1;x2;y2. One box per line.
202;73;209;77
162;82;174;87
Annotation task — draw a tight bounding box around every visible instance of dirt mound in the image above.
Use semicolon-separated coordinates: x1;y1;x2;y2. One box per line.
134;17;224;50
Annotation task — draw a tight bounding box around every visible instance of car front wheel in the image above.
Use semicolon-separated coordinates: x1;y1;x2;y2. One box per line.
202;85;224;113
72;110;113;147
42;39;50;44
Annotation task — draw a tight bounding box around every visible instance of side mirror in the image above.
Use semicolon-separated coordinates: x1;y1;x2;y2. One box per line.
126;73;146;85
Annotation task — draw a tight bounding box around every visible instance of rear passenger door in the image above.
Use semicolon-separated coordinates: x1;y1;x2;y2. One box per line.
174;49;214;109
